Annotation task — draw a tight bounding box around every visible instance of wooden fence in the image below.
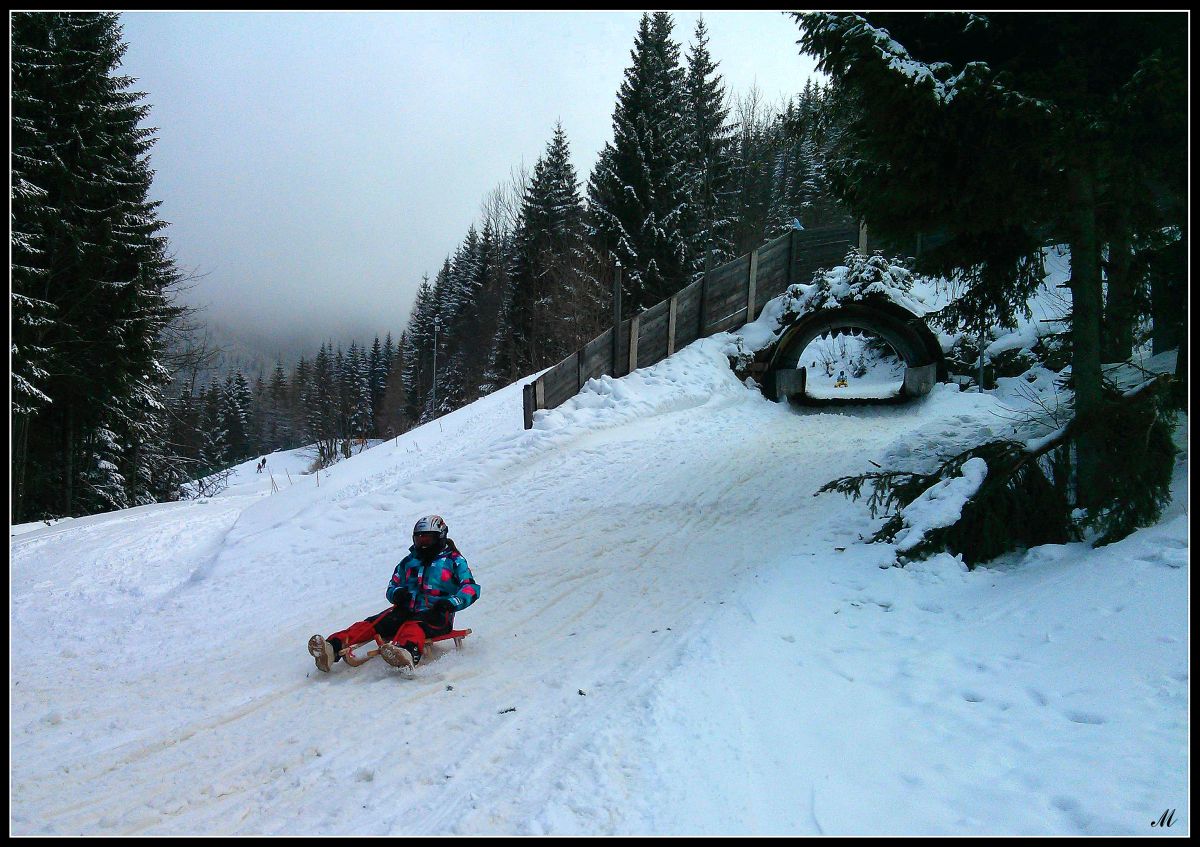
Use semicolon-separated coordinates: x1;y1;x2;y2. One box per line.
522;223;860;428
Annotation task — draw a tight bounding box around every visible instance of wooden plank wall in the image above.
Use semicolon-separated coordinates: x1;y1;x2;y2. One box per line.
523;223;859;428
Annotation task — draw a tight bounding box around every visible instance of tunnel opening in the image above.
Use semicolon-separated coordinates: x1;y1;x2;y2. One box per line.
761;302;946;405
797;329;905;401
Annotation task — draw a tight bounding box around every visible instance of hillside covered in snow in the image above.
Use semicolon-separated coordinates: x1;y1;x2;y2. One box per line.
10;276;1189;835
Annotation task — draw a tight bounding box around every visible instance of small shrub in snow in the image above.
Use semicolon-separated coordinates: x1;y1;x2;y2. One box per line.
777;251;929;326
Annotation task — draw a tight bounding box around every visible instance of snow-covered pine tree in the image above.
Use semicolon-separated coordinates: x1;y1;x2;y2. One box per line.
509;122;593;372
346;342;373;440
291;355;310;446
683;16;737;279
587;11;692;312
262;358;292;451
382;332;396;380
11;12;186;520
440;226;489;411
481;268;518;396
11;12;56;428
341;343;355;437
472;209;518;397
333;345;349;441
220;372;254;463
376;332;408;437
199;378;229;475
78;423;128;513
431;237;478;417
797;79;846;228
306;344;338;464
368;336;387;428
401;274;434;423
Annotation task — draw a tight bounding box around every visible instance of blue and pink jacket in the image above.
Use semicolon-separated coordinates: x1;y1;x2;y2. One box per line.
386;542;480;613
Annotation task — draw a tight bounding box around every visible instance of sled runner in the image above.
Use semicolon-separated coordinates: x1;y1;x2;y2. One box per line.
340;628;473;668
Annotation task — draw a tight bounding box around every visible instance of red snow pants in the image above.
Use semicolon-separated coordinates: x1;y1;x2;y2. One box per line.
328;606;453;656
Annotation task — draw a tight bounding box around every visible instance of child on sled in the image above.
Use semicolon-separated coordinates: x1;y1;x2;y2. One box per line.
309;514;480;671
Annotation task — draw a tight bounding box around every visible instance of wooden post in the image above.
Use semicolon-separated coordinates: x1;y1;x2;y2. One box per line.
667;294;678;355
612;262;622;377
522;383;534;430
699;248;712;337
628;312;640;373
576;348;584;393
746;248;760;323
535;378;545;410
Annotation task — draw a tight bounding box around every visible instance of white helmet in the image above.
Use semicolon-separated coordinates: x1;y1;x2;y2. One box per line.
413;514;448;550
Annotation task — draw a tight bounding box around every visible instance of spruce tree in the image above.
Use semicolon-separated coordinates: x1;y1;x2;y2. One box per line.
307;344;338;463
221;372;254;463
382;332;396;378
368;335;387;427
378;332;409;436
11;12;186;520
474;213;518;394
265;358;292;451
11;12;56;424
429;249;470;416
402;272;439;422
438;228;484;412
346;342;373;439
510;122;591;371
587;11;692;312
199;378;228;474
683;16;737;276
482;268;518;394
291;355;310;445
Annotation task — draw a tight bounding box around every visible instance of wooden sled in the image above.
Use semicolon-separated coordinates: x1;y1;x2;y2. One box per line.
340;628;472;668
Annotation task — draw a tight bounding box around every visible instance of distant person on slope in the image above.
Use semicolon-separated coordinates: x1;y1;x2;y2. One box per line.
308;514;480;672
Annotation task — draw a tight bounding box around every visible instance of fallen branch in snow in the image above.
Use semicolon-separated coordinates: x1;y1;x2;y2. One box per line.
817;374;1177;566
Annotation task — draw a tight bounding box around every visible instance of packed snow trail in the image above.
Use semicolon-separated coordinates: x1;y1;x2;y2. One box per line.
10;339;1188;835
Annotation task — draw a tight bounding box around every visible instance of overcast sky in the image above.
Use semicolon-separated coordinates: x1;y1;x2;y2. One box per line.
118;11;822;362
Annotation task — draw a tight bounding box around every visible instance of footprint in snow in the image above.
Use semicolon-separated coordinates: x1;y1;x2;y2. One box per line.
1064;710;1107;725
1158;548;1187;568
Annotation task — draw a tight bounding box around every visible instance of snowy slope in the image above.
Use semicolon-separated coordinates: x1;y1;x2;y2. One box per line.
10;332;1189;836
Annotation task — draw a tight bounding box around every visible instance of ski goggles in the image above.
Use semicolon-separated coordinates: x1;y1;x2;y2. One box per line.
414;531;441;546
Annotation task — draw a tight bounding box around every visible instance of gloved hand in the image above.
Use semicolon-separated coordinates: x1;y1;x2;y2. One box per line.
432;599;455;615
392;588;412;607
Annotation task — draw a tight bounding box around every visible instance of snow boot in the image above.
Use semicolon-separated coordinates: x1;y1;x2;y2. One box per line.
309;634;335;672
380;641;418;670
